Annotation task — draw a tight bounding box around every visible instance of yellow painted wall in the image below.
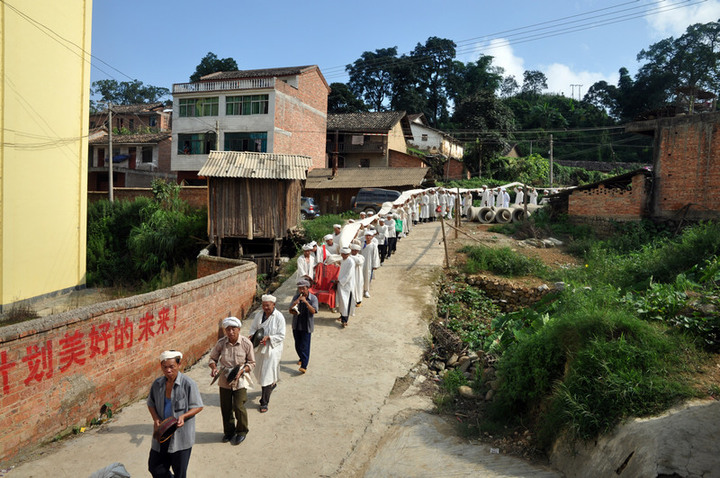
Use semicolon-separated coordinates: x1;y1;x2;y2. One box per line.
387;122;408;157
0;0;92;308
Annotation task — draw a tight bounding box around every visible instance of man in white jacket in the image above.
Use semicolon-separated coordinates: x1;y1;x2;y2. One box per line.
335;248;356;328
360;231;380;298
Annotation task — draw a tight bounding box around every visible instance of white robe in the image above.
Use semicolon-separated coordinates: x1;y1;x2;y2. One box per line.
514;190;524;206
351;254;365;303
429;193;439;217
529;190;538;205
335;256;356;317
463;193;473;216
296;254;316;280
360;239;380;291
420;194;430;219
332;232;343;250
248;308;285;387
481;189;491;207
494;190;503;208
502;191;510;208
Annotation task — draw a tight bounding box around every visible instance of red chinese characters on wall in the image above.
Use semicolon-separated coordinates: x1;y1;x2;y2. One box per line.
0;305;178;395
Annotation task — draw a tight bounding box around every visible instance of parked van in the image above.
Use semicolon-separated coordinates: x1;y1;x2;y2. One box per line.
350;188;401;214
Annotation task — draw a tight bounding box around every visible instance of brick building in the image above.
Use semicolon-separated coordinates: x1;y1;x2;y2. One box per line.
88;132;174;189
556;111;720;227
326;111;418;168
171;65;329;184
89;102;171;133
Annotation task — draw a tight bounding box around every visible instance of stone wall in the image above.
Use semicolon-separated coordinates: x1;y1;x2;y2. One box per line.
0;262;256;464
467;275;553;312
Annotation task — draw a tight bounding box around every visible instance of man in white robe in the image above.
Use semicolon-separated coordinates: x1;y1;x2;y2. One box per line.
420;192;430;222
350;244;364;311
428;190;438;221
361;231;380;298
529;188;538;205
494;188;503;208
514;187;524;206
481;186;491;207
438;189;447;218
248;294;285;413
502;188;510;208
462;191;473;217
317;234;335;264
446;192;455;219
335;247;356;327
332;224;343;250
296;244;316;282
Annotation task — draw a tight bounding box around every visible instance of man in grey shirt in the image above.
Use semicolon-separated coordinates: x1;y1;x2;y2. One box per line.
147;350;203;478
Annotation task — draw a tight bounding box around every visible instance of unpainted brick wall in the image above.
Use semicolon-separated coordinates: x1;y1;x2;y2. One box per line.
653;113;720;219
88;186;208;209
567;173;648;219
0;262;256;465
388;150;426;168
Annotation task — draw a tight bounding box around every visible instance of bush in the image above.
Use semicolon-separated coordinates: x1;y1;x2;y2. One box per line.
459;245;547;277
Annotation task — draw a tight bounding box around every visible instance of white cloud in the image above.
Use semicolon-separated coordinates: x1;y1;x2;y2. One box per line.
543;63;616;99
646;0;720;36
485;38;526;81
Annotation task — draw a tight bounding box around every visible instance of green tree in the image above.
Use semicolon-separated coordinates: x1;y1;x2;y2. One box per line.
521;70;548;96
390;54;427;114
328;82;368;113
190;52;239;82
91;79;169;105
412;37;457;126
347;47;398;111
447;55;504;105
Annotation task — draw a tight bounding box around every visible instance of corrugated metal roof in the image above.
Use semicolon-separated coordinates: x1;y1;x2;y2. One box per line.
198;151;313;180
304;167;429;189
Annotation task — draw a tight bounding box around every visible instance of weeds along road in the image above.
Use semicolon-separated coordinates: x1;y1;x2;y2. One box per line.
9;220;558;478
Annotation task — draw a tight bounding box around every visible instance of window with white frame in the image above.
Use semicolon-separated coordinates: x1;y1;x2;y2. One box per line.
224;132;267;152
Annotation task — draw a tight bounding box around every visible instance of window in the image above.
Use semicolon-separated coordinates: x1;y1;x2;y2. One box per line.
141;146;153;163
421;134;428;142
360;158;370;168
149;117;157;127
129;119;135;131
178;133;217;155
224;132;267;152
226;95;269;115
179;97;219;117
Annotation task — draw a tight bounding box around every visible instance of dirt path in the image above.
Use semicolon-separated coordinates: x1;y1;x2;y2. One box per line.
7;220;559;477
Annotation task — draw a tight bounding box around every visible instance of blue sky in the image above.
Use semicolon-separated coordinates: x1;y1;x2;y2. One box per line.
90;0;720;100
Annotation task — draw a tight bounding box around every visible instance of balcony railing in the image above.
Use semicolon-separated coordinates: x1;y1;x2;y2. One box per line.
173;77;276;94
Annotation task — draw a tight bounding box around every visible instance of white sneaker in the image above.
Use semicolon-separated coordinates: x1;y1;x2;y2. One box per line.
364;291;371;298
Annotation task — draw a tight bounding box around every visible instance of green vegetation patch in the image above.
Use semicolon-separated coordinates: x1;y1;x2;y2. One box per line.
459;244;547;277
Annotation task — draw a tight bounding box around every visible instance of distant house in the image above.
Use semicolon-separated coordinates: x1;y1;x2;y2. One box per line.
198;151;312;274
407;113;464;160
172;65;330;185
326;111;419;168
304;167;430;214
90;102;171;133
88;132;174;190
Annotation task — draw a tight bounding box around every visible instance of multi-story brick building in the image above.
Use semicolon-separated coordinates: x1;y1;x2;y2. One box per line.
89;102;172;133
171;65;329;184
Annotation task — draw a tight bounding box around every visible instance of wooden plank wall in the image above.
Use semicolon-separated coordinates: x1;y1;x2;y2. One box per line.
209;178;302;240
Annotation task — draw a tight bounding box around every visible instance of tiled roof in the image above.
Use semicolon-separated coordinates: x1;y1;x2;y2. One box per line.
101;103;165;114
200;65;317;81
198;151;313;180
327;111;408;132
304;167;429;189
89;132;170;145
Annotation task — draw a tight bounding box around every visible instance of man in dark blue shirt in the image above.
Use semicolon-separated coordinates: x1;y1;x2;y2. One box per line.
289;279;318;374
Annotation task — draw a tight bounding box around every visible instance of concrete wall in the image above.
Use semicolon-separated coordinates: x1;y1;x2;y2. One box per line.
0;262;257;465
567;173;649;220
0;0;91;310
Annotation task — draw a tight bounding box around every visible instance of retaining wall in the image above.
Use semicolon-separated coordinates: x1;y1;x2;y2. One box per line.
0;261;256;465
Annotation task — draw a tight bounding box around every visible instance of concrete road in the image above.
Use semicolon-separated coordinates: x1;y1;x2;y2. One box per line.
8;220;559;478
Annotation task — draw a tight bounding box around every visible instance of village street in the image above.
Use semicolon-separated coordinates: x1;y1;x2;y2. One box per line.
8;221;558;478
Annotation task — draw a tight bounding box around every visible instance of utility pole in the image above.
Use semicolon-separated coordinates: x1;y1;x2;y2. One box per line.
549;134;554;187
215;120;220;151
108;104;114;202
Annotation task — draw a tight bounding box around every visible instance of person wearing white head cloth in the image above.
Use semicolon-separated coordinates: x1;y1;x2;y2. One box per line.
502;188;510;208
428;189;439;221
248;295;285;413
360;230;380;298
147;349;203;476
514;187;524;206
462;190;473;218
332;224;343;250
529;187;538;206
481;186;491;208
296;244;316;282
335;247;356;327
317;234;334;264
349;243;365;311
209;317;255;445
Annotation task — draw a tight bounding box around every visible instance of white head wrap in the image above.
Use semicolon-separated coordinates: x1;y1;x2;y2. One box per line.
340;247;351;254
368;211;374;216
350;244;361;251
261;294;277;303
159;350;183;362
333;223;342;229
323;234;333;241
302;244;314;251
365;230;376;236
222;316;241;328
309;241;317;247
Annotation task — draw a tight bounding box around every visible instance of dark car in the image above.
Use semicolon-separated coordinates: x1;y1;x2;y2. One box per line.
350;188;401;214
301;196;320;219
